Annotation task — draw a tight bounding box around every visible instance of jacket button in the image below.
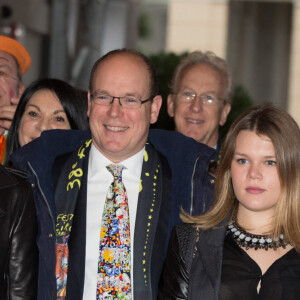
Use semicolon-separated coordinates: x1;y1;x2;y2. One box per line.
49;233;53;238
210;179;215;184
31;183;35;188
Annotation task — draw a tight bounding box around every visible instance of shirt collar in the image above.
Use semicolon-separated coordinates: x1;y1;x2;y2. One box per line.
122;147;144;179
89;143;144;179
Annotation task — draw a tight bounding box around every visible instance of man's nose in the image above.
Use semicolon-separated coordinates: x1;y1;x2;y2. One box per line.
108;98;123;117
190;95;203;113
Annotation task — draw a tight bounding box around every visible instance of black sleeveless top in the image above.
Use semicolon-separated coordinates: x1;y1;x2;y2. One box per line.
220;234;300;300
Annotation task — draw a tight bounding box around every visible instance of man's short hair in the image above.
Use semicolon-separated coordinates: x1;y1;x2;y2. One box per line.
170;51;232;104
89;49;159;98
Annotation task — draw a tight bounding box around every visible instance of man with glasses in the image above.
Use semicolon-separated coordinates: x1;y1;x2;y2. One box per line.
167;51;232;160
10;48;215;299
0;35;31;162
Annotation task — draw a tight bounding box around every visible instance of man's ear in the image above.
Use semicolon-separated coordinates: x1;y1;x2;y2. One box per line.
150;95;162;124
167;94;175;117
87;90;92;117
219;103;231;126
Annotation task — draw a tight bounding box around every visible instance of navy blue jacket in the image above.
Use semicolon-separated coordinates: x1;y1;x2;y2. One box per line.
10;129;215;300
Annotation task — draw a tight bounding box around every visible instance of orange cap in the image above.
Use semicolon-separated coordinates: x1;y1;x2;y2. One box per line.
0;35;31;75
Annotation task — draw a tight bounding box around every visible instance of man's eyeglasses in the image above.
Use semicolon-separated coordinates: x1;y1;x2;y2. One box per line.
176;91;222;106
90;91;153;109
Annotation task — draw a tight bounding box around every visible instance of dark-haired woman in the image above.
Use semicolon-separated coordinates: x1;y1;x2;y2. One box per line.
4;78;88;164
159;104;300;300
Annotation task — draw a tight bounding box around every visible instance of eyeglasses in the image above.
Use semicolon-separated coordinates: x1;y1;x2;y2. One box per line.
176;91;222;106
91;91;153;109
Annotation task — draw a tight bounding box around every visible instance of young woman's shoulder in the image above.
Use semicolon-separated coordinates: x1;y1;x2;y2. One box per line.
158;223;199;299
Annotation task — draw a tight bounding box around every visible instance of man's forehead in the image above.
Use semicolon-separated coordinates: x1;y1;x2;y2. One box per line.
98;53;146;71
93;53;151;91
179;64;224;90
183;63;221;79
0;50;18;69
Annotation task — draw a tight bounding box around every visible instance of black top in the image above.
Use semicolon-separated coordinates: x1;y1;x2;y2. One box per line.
220;234;300;300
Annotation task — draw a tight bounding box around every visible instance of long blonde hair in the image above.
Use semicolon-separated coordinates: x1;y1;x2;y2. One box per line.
182;104;300;250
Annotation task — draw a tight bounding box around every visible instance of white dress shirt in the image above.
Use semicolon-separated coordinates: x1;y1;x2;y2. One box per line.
82;143;144;299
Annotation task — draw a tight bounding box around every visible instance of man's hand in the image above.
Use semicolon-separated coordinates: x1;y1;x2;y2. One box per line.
0;97;19;131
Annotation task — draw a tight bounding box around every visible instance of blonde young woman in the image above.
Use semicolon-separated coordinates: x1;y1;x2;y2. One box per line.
159;104;300;300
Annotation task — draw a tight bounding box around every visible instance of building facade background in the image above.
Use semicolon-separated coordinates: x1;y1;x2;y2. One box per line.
0;0;299;124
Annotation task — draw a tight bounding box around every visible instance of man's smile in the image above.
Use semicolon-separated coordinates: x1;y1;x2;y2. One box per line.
104;125;128;132
185;118;204;125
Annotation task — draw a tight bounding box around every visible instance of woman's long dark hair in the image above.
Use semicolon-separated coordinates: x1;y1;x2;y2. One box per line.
5;78;89;163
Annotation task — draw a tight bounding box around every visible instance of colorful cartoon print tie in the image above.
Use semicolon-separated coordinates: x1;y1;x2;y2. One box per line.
96;164;131;299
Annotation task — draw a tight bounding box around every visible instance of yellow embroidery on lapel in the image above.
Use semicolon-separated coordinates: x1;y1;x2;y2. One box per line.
142;164;160;287
144;149;148;162
139;179;142;192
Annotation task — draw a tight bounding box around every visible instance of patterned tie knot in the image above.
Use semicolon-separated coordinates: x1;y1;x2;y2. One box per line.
107;164;125;181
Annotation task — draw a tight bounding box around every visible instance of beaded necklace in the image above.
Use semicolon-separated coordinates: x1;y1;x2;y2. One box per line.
227;221;290;251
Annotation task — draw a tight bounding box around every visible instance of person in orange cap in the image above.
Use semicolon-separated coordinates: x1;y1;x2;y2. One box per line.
0;35;31;162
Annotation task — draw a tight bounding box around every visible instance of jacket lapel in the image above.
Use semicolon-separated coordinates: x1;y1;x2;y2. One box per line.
133;144;172;299
66;151;89;300
150;153;172;298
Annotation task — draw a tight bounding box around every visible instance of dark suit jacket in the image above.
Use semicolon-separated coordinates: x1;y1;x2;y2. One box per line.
53;144;172;300
11;129;214;300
